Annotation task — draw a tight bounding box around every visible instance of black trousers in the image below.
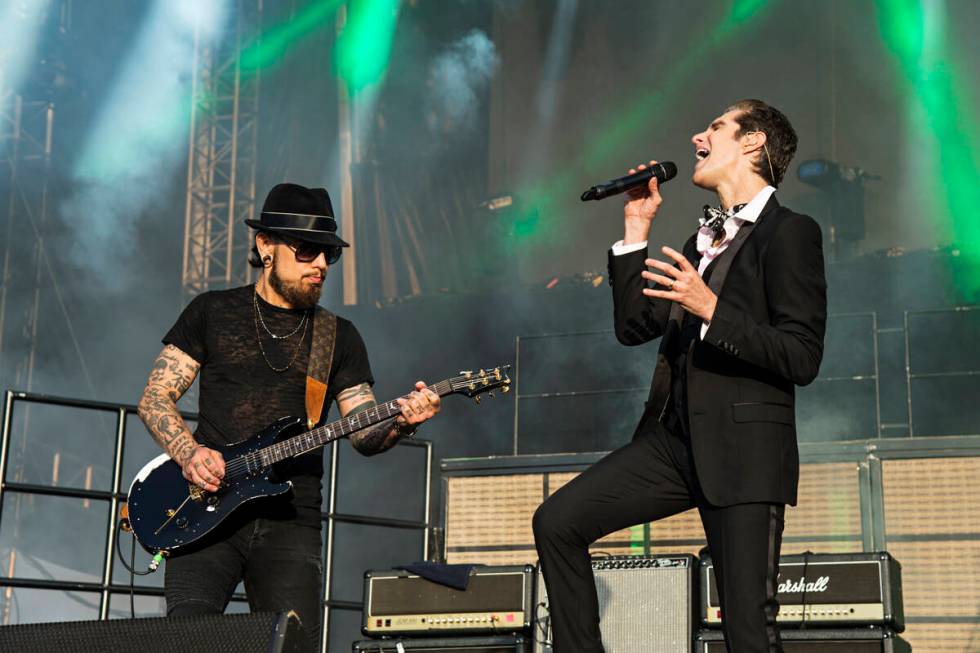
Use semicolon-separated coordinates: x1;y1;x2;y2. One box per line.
532;420;784;653
164;506;322;651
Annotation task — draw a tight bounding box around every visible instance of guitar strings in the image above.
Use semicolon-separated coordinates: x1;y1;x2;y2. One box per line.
218;397;416;478
215;377;499;480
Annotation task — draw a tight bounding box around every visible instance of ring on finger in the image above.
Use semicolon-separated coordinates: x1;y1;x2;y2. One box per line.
667;279;675;290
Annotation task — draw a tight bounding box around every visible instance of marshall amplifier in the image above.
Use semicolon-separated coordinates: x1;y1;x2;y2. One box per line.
534;554;697;653
700;552;903;631
695;627;911;652
352;635;530;652
363;565;533;636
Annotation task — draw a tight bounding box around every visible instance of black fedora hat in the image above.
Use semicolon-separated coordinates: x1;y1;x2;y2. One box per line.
245;183;349;248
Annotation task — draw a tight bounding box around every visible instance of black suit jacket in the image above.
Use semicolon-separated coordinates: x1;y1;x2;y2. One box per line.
608;196;827;506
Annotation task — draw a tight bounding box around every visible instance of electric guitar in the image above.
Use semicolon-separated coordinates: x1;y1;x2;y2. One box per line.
127;367;510;553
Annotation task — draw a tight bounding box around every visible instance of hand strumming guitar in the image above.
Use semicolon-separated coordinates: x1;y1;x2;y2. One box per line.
179;444;226;493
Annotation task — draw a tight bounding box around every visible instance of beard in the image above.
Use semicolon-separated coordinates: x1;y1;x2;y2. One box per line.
269;262;323;309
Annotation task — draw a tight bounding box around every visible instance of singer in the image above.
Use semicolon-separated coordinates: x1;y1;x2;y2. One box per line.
533;100;827;653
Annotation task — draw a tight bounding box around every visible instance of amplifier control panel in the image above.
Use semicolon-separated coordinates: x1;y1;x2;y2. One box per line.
365;611;524;634
706;603;885;624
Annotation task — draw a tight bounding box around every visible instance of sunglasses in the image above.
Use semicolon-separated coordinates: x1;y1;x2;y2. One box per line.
280;237;342;265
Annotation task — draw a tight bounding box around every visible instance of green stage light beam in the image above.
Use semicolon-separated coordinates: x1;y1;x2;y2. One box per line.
336;0;401;94
238;0;343;75
877;0;980;299
510;0;775;248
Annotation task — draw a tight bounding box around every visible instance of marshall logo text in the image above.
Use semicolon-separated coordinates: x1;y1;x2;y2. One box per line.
777;575;830;594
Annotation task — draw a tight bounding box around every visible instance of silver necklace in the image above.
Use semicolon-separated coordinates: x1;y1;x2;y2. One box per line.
252;290;310;373
253;289;309;339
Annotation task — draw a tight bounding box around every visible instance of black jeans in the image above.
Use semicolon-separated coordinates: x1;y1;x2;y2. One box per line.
164;505;322;649
532;420;784;653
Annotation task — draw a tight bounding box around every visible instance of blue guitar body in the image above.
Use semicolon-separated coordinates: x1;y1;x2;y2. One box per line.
127;416;305;553
127;367;511;554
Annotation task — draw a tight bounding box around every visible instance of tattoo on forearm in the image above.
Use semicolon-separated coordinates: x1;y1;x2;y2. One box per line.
138;345;201;462
337;383;374;405
346;399;376;416
170;434;199;464
350;418;400;456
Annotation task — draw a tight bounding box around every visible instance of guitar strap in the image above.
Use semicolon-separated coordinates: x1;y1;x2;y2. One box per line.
305;307;338;430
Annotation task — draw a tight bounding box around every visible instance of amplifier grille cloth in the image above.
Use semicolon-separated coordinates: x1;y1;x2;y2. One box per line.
445;462;862;566
534;564;691;653
596;567;689;653
371;574;524;615
883;456;980;653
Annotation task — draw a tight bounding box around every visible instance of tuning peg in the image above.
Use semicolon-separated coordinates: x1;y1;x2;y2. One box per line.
488;392;495;399
474;395;482;405
460;370;473;378
501;385;510;393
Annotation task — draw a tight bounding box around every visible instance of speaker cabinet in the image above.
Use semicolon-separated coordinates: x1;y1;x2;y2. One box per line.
534;555;697;653
0;611;306;653
443;462;865;567
695;627;910;652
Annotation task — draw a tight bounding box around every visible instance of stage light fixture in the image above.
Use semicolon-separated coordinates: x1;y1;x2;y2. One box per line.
798;159;880;190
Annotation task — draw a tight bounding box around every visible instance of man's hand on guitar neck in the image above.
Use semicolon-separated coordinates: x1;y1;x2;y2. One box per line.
339;381;441;455
395;381;441;433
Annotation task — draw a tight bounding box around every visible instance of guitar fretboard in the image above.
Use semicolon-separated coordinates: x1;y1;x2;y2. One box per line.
255;379;455;466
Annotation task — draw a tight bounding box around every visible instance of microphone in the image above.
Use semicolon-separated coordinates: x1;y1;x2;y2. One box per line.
581;161;678;201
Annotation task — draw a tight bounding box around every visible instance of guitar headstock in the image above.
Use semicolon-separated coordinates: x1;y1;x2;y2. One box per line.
450;366;512;403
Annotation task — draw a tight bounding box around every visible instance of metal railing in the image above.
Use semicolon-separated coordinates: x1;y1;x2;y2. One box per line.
513;306;980;452
905;305;980;436
0;389;432;652
321;436;432;652
0;390;195;621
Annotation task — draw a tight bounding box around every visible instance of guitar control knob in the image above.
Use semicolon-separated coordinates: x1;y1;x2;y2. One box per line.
175;517;188;530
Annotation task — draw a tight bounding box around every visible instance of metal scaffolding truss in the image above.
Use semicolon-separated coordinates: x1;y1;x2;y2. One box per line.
182;0;262;299
0;94;55;393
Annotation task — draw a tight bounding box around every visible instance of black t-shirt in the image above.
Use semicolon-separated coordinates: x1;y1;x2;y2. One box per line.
163;285;373;519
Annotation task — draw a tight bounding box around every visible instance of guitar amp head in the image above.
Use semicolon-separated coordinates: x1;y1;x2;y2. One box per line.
362;566;534;636
701;551;904;631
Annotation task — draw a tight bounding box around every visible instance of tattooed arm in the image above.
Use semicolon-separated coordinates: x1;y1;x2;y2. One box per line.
337;381;441;456
137;345;224;492
337;383;400;456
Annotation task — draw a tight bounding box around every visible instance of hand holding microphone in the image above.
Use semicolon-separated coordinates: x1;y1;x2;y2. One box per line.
593;160;676;245
580;160;677;201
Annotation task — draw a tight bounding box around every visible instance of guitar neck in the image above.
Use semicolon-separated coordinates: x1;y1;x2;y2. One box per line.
257;379;454;466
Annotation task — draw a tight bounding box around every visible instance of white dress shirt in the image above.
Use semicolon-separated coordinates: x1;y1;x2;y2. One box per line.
611;185;776;338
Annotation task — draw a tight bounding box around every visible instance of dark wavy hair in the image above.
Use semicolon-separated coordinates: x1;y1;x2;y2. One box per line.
726;99;797;187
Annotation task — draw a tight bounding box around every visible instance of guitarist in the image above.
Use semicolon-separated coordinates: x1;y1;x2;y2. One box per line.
137;183;440;644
